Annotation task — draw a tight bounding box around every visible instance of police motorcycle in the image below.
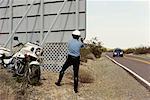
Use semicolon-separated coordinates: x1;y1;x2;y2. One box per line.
0;37;42;84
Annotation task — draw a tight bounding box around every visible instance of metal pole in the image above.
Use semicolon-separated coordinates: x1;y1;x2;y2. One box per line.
40;0;44;43
9;0;13;54
4;0;36;47
76;0;79;30
84;0;86;40
40;0;67;46
25;0;28;42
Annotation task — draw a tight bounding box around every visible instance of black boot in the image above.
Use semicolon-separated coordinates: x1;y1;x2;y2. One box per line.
55;71;64;86
74;88;78;93
55;82;61;86
74;77;78;93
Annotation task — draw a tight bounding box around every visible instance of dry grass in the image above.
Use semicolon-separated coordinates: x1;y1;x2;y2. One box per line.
0;68;16;100
66;64;95;83
79;66;95;83
0;67;31;100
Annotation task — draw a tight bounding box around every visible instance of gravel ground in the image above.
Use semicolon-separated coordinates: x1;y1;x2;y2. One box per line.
0;56;150;100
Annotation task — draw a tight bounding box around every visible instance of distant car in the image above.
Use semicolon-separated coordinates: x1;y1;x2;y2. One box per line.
113;48;124;57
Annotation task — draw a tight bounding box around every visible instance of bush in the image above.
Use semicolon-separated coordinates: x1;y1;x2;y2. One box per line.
79;66;95;83
86;37;103;58
66;66;95;83
125;48;135;54
80;48;91;62
101;47;107;52
88;42;102;58
125;47;150;54
134;47;150;54
80;37;103;62
80;43;103;62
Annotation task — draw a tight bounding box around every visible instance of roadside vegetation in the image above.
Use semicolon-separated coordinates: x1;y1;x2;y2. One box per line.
125;46;150;54
0;67;30;100
80;37;103;62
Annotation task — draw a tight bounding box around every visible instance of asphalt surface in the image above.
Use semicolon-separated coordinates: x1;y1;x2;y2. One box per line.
106;52;150;84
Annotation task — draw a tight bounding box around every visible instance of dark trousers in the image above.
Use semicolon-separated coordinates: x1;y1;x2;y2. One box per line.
57;55;80;91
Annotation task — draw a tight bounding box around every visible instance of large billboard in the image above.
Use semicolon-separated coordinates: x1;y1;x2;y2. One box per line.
0;0;86;45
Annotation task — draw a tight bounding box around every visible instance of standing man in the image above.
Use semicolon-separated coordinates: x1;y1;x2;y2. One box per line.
55;30;84;93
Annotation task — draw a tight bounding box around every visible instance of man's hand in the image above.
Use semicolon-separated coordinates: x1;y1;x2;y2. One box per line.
80;38;84;43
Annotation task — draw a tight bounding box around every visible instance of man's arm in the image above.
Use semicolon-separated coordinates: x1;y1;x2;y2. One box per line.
80;38;85;48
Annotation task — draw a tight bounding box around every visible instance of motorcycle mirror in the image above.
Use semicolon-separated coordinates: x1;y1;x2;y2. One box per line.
14;36;19;41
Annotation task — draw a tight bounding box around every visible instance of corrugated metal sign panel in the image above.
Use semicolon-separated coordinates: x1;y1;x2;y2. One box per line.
0;0;86;44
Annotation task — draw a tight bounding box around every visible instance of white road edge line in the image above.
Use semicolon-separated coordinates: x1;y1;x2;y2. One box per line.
105;55;150;88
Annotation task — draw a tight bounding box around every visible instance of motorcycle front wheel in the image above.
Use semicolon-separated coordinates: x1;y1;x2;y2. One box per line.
27;65;41;85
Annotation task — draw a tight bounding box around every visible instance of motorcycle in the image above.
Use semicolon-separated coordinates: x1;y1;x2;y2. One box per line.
0;37;42;85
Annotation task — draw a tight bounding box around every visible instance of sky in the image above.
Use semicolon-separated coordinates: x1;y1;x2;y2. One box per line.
86;0;150;49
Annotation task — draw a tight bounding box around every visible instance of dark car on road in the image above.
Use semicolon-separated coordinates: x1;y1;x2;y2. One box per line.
113;48;124;57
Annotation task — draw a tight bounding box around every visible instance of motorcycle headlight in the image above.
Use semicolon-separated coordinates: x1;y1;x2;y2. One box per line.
36;51;41;56
35;48;42;56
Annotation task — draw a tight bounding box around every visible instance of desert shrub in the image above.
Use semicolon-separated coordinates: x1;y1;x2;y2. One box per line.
86;53;96;60
134;47;150;54
125;48;135;54
125;47;150;54
79;66;95;83
80;48;91;62
88;42;102;58
80;37;103;62
66;66;95;83
101;47;107;52
80;44;102;62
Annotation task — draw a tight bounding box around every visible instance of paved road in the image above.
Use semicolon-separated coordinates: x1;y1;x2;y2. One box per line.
106;52;150;86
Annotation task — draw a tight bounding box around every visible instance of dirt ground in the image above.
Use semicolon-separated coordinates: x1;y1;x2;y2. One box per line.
0;56;150;100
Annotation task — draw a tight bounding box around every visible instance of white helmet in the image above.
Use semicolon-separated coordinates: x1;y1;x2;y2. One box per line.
72;30;81;36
